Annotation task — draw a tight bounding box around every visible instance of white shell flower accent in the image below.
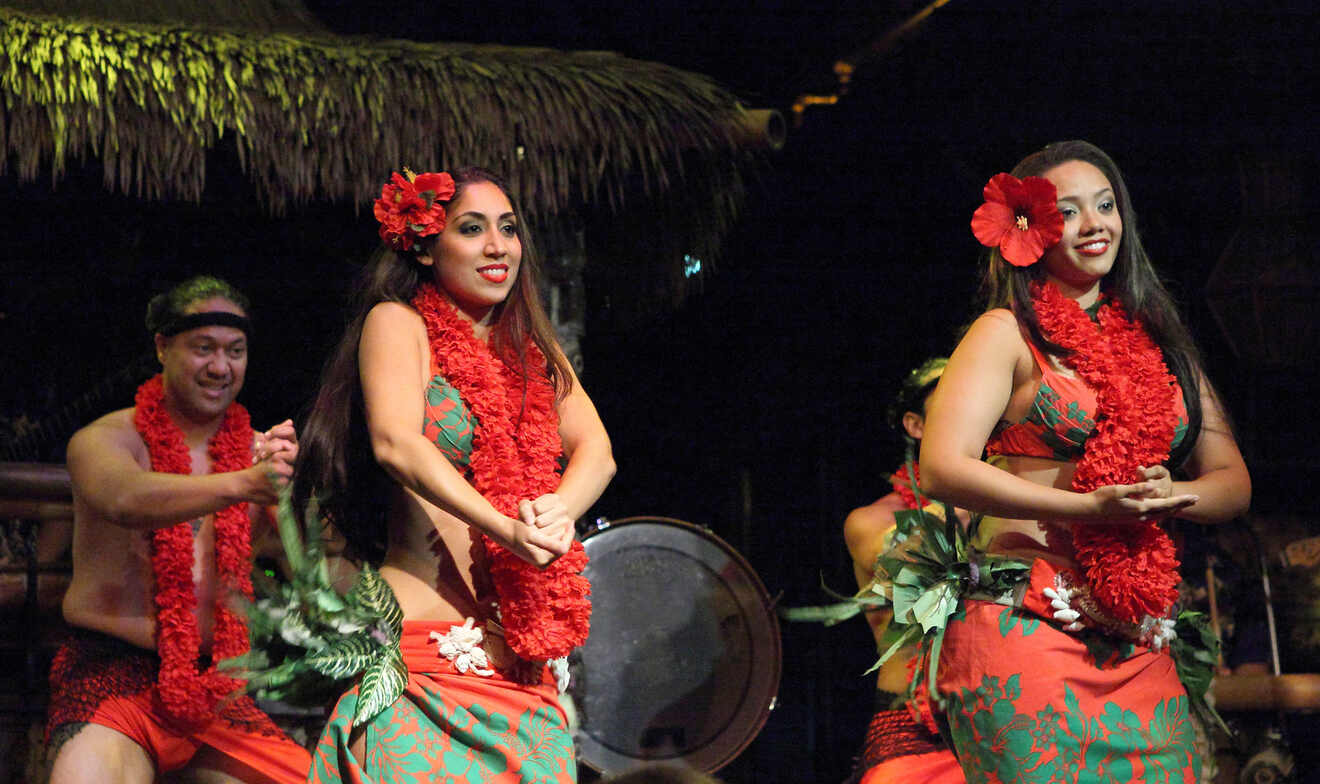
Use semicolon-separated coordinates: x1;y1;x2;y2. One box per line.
549;657;571;694
1139;615;1178;652
1042;575;1085;631
429;618;495;677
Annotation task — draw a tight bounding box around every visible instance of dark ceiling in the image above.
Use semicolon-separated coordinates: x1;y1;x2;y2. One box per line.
298;0;1316;144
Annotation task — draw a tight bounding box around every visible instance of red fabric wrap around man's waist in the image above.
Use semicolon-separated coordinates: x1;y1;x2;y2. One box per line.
46;626;309;783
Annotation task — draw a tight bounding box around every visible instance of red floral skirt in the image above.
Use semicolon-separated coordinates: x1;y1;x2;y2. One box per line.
309;620;575;784
935;566;1199;783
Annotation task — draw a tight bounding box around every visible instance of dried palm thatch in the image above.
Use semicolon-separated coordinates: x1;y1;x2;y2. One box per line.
0;6;753;260
0;0;326;34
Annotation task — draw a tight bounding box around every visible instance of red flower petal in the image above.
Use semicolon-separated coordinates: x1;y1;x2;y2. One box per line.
1001;225;1048;267
1023;177;1065;247
413;172;456;202
981;172;1019;204
134;376;253;724
971;201;1015;247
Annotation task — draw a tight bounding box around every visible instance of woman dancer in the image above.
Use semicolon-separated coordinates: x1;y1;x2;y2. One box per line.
842;358;964;784
918;140;1249;781
295;167;614;782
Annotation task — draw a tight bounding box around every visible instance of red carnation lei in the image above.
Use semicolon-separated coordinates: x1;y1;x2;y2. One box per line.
133;374;254;725
1031;281;1182;625
890;463;924;511
411;283;590;661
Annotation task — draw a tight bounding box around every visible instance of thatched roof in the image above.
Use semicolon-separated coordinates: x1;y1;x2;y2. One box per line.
0;5;753;243
1;0;327;34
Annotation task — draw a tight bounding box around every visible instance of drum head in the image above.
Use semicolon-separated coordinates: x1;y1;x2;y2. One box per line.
569;517;780;774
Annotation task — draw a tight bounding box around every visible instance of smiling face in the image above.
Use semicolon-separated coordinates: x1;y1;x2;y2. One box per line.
154;296;249;425
1040;159;1123;297
420;180;522;327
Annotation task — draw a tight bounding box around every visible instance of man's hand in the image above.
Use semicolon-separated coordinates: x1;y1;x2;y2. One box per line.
247;419;298;504
252;419;298;465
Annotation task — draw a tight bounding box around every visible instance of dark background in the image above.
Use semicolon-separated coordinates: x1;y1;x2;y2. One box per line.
3;1;1318;781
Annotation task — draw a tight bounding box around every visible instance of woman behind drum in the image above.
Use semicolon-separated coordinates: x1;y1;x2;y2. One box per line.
295;166;615;782
918;140;1249;781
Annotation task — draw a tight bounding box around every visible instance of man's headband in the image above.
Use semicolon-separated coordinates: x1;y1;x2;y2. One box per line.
156;311;252;338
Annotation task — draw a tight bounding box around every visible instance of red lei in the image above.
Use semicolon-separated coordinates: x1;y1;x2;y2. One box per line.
133;375;254;725
889;463;924;511
411;284;590;661
1031;281;1181;625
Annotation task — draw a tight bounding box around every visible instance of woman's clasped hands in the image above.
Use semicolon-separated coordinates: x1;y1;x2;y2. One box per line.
1088;465;1198;522
511;493;577;567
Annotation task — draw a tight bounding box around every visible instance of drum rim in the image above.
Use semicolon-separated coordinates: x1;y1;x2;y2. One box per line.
573;515;782;774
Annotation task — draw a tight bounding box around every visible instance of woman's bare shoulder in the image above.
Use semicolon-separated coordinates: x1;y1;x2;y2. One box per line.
361;300;427;345
364;300;422;327
958;308;1028;351
946;309;1033;387
976;308;1023;331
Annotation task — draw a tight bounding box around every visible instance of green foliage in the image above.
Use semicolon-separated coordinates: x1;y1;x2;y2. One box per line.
353;644;407;726
303;633;380;680
221;490;405;725
346;562;403;637
777;601;868;626
870;506;1030;705
1169;610;1229;735
777;573;888;627
783;502;1031;694
0;6;751;269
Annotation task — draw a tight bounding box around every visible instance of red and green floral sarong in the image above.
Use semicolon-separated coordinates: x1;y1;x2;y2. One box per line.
936;566;1199;783
309;621;576;784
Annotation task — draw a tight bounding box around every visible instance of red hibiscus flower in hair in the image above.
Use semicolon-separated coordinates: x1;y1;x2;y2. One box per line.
373;170;457;251
971;173;1064;267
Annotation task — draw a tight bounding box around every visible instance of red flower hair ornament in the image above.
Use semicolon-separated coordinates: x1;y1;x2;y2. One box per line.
971;173;1065;267
373;168;457;251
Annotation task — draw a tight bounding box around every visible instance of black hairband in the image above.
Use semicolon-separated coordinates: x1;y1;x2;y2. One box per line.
157;311;253;337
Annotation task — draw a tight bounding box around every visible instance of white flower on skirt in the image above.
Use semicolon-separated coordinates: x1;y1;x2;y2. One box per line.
549;656;571;693
430;618;495;677
1139;615;1178;652
1042;574;1085;632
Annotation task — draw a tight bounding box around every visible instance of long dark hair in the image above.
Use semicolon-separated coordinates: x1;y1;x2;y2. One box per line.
979;140;1205;466
293;167;571;561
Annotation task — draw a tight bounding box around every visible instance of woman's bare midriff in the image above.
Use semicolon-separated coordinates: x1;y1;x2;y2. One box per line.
976;454;1081;568
379;486;523;667
379;484;494;621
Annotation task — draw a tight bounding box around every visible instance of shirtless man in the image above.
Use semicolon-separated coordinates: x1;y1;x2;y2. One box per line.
842;357;964;784
45;276;311;784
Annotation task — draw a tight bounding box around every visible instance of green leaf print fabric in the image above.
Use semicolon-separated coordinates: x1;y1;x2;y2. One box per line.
937;601;1198;783
309;621;576;784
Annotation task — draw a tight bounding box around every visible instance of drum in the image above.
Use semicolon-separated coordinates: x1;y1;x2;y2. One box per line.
569;516;781;775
